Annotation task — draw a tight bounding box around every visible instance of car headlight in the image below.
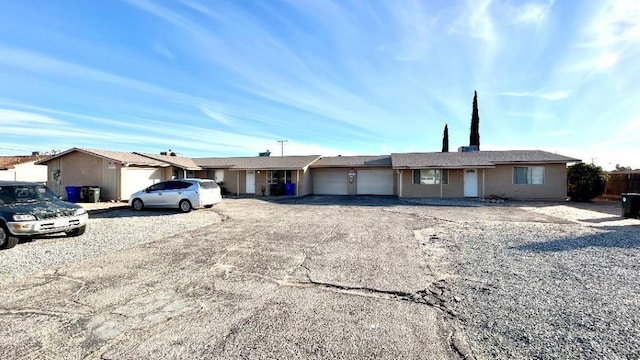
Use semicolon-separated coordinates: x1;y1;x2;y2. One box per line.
75;208;87;216
13;214;36;221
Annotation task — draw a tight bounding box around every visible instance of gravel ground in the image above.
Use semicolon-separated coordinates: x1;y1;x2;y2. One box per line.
1;197;638;359
406;201;640;359
0;208;223;281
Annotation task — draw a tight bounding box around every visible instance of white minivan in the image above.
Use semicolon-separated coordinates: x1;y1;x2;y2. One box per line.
129;179;222;213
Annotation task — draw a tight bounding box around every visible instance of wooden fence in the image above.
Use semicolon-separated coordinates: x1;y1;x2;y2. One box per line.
603;172;640;199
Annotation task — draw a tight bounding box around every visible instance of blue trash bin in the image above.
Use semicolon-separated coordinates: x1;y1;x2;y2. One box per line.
65;186;82;202
284;182;295;196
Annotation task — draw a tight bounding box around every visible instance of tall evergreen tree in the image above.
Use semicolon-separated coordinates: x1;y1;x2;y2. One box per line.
442;124;449;152
470;90;480;149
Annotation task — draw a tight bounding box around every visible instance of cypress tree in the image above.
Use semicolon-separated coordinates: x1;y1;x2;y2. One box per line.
442;124;449;152
470;90;480;149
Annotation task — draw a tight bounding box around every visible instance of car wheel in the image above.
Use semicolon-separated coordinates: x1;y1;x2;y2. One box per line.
204;204;213;208
0;223;18;250
132;198;144;211
179;199;192;213
66;225;86;237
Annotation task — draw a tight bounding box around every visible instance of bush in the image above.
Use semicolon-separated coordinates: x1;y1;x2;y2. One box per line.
567;163;606;202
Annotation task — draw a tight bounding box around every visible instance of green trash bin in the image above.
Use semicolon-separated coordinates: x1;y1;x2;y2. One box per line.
81;186;91;202
88;187;100;203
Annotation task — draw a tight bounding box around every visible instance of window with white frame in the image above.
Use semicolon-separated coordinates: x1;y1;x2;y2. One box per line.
513;166;544;184
412;169;449;185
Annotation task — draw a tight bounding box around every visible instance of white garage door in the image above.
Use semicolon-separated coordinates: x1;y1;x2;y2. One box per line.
121;168;162;200
313;169;348;195
357;169;394;195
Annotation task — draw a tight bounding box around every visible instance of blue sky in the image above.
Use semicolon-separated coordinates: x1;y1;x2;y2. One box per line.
0;0;638;169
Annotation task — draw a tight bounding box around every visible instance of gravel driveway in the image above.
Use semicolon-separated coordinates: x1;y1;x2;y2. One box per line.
0;197;638;359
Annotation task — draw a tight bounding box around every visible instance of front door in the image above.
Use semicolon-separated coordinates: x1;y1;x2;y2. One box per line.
464;169;478;197
246;171;255;194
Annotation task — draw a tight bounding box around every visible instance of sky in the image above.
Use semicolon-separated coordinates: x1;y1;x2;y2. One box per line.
0;0;638;170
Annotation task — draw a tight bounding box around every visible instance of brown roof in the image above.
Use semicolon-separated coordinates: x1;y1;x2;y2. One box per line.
391;150;581;169
134;152;202;170
193;155;321;170
0;155;45;169
310;155;392;168
35;148;169;166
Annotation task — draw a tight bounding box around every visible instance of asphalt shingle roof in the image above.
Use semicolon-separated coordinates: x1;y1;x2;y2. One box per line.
391;150;580;169
35;148;169;166
310;155;392;168
193;155;321;170
135;152;201;170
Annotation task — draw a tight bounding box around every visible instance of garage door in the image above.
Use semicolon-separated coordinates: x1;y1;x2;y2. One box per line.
121;168;163;200
313;169;348;195
357;169;394;195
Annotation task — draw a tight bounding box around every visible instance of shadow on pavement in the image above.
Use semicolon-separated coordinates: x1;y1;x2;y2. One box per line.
512;225;640;252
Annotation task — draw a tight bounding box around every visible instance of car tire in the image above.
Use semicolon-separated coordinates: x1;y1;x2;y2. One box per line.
179;199;192;213
0;223;18;250
204;205;213;208
66;225;86;237
131;198;144;211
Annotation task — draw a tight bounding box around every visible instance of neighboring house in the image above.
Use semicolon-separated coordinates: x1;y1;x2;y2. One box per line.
310;155;395;195
0;155;47;182
35;148;171;201
193;156;321;196
391;150;580;200
134;152;202;179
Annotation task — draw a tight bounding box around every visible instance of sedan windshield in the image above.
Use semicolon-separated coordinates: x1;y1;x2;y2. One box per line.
0;185;59;204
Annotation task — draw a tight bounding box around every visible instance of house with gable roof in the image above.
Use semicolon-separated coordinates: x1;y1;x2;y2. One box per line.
391;150;580;200
36;148;171;201
0;154;48;182
193;155;321;196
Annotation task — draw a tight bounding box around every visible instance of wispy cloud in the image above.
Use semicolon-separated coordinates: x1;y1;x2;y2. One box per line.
0;109;66;125
449;0;496;43
151;41;174;61
499;90;570;101
511;1;553;25
200;105;232;126
538;130;573;137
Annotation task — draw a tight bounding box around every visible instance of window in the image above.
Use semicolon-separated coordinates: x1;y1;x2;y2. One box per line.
268;170;292;184
513;166;544;184
412;169;448;185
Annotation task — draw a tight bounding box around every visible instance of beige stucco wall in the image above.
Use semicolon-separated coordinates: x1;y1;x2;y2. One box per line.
43;152;119;201
484;163;568;200
299;168;312;196
398;164;568;200
398;169;464;198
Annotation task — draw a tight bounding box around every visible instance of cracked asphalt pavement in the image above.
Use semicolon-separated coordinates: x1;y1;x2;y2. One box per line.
1;197;638;359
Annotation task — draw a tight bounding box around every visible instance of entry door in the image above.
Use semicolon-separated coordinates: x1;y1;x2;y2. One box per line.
246;171;255;194
464;169;478;197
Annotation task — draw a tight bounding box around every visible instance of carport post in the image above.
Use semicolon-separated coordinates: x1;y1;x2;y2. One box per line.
236;171;239;196
296;170;299;196
482;169;486;199
398;170;403;197
440;171;443;198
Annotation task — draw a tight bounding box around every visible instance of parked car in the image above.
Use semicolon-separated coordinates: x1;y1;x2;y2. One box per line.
128;179;222;213
0;181;88;250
